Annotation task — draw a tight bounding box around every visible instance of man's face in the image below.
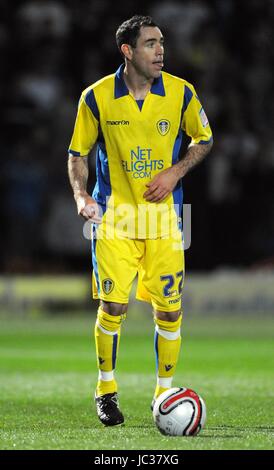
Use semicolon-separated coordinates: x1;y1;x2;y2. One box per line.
130;26;164;79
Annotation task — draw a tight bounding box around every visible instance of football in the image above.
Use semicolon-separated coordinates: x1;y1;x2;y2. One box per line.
152;387;206;436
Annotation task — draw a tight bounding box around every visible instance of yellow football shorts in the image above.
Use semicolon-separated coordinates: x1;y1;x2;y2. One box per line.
92;228;184;312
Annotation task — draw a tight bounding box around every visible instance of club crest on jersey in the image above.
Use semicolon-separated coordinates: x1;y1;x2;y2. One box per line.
102;278;114;294
157;119;170;136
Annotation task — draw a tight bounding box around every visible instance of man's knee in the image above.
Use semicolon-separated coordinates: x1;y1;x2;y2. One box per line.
101;301;128;316
154;309;181;322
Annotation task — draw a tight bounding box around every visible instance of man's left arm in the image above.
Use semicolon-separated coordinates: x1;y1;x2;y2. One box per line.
144;84;213;203
144;142;212;202
173;140;213;179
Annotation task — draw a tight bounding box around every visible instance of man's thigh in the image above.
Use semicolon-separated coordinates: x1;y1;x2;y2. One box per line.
140;231;185;312
92;234;143;304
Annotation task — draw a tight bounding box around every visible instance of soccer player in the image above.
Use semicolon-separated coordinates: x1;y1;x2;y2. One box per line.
68;15;213;426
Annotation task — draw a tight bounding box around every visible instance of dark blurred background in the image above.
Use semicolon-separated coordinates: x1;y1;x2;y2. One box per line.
1;0;274;275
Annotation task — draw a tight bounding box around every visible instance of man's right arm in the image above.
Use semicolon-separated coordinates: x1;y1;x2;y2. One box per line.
68;156;101;222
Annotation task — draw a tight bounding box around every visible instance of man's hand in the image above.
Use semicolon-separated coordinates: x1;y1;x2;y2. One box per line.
74;192;102;223
143;167;179;203
68;156;102;221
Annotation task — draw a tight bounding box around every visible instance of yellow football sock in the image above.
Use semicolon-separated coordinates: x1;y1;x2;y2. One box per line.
94;307;126;396
154;314;182;399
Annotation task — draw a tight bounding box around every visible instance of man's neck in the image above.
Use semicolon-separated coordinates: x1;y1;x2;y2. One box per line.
123;63;153;100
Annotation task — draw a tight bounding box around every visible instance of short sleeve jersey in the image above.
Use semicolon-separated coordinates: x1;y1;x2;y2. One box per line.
68;64;212;238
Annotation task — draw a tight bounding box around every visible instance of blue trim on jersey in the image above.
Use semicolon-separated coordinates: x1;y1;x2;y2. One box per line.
91;225;100;295
115;64;129;98
85;89;100;121
182;85;193;115
112;333;118;369
92;143;112;214
136;99;144;110
150;73;165;96
68;149;81;156
173;86;193;231
172;129;183;230
198;136;213;144
114;64;165;98
154;331;159;371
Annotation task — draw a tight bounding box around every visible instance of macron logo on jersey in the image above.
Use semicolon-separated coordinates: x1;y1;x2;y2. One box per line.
106;120;129;125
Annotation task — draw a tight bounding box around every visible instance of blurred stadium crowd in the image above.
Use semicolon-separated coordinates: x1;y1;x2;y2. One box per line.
0;0;273;273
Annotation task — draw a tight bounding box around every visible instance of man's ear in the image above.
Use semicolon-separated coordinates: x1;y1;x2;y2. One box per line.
121;44;133;60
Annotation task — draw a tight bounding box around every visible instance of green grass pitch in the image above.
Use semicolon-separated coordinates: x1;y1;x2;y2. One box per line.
0;307;274;450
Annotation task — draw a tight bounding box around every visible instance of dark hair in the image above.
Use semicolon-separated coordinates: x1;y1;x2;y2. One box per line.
116;15;159;53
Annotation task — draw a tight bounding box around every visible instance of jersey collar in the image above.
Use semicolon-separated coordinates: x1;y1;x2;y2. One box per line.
114;64;165;98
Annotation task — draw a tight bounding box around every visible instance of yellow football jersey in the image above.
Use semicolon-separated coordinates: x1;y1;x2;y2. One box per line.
68;64;212;238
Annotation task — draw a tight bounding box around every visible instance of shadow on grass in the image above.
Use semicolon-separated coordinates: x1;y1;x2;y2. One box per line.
209;425;274;432
199;424;274;439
